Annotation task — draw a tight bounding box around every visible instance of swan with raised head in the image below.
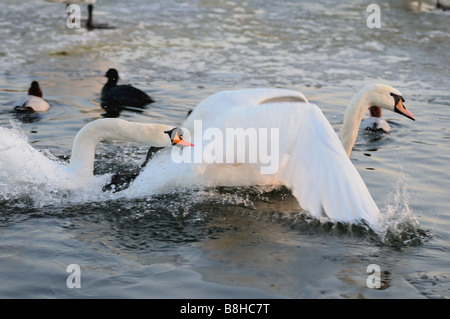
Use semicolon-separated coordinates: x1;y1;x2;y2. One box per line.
13;81;50;113
128;84;415;230
341;86;413;156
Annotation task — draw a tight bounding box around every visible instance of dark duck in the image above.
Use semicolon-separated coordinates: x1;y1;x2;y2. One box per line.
14;81;50;113
101;68;155;115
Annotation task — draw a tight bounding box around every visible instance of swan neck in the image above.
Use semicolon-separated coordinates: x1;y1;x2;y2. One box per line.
341;91;372;156
67;119;173;181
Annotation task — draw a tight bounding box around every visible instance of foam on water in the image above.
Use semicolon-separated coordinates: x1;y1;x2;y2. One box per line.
0;122;110;207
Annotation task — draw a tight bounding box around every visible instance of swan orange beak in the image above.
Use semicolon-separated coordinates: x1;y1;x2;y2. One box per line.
394;99;415;121
165;127;194;147
173;131;194;147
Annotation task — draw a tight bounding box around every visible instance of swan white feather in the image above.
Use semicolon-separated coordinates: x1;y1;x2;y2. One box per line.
183;88;308;134
127;85;414;230
127;93;379;227
0;119;174;190
0;84;415;231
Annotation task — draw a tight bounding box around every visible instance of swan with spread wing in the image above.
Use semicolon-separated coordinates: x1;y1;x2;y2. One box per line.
0;84;415;230
128;84;415;229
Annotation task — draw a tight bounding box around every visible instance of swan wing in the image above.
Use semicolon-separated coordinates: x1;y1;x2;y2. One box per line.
183;88;308;134
130;89;380;228
189;100;381;227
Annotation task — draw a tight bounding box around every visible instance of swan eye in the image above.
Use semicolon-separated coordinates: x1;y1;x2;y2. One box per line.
390;93;406;108
390;92;405;104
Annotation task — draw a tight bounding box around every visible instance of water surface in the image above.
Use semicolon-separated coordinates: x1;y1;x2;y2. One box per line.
0;0;449;298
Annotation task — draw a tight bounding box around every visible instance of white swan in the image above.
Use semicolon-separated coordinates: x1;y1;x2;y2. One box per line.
340;85;414;156
0;84;415;230
0;118;191;190
127;84;415;230
62;119;193;187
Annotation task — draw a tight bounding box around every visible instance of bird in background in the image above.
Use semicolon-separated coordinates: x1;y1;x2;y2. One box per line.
13;81;50;113
100;68;154;117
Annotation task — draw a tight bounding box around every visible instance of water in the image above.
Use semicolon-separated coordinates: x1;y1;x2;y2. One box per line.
0;0;449;299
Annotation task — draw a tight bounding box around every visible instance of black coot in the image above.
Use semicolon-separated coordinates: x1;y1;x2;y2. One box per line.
101;68;154;113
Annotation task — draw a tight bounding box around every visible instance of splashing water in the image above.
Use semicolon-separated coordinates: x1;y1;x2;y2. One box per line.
378;177;430;246
0;122;110;207
0;122;429;246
